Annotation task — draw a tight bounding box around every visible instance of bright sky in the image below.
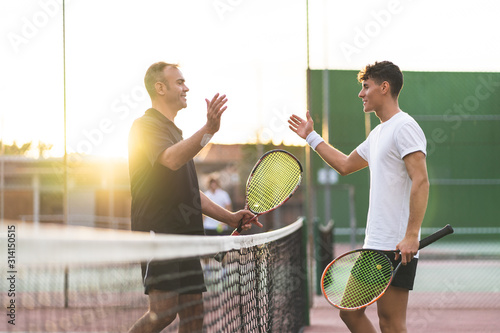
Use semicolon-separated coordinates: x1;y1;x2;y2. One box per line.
1;0;499;158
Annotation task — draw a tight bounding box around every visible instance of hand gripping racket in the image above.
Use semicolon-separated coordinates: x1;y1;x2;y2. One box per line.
321;224;454;311
214;149;303;262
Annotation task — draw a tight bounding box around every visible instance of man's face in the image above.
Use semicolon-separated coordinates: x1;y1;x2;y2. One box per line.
358;78;384;113
209;180;218;191
161;66;189;110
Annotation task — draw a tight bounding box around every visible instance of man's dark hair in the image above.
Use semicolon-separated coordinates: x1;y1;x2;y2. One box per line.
144;62;179;99
357;61;403;98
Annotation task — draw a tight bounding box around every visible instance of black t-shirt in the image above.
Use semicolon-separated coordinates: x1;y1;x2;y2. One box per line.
128;108;204;235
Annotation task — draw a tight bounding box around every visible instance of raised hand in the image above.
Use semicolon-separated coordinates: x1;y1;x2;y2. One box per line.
288;110;315;139
205;93;228;134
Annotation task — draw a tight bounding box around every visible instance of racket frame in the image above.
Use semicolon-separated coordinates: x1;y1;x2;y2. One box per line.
214;149;303;262
321;248;394;310
321;224;454;310
233;149;303;235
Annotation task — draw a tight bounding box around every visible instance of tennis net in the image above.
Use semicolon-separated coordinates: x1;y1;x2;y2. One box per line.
1;218;308;332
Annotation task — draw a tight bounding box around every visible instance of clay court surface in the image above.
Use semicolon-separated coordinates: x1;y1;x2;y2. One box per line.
305;243;500;333
2;229;498;332
305;294;500;333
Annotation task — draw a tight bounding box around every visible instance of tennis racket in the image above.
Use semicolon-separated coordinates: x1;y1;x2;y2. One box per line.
214;149;303;262
321;224;454;311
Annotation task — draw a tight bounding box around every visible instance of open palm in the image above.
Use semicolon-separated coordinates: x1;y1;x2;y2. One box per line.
288;110;315;139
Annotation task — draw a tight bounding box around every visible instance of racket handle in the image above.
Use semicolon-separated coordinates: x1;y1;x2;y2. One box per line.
213;214;258;263
418;224;454;250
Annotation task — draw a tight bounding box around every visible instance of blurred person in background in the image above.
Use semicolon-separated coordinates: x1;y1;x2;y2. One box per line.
203;175;233;235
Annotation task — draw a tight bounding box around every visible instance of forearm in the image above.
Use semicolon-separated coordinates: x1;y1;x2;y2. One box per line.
397;151;429;262
158;125;212;170
315;142;368;176
315;142;350;176
406;176;430;238
289;113;367;175
200;191;232;224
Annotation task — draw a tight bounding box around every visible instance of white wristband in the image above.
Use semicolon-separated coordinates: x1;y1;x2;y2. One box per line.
306;131;324;150
201;133;213;147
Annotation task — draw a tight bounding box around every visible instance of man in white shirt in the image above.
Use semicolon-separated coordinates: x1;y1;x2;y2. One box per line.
204;176;232;235
288;61;429;333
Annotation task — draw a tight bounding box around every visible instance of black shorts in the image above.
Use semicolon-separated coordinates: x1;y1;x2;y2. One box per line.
141;258;207;295
204;229;232;236
382;251;418;290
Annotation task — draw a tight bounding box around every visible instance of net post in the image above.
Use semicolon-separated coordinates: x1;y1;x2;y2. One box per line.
301;216;311;327
348;185;357;249
64;266;69;308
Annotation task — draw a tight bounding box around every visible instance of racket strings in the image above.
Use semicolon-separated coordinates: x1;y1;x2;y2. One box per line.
322;251;393;309
247;152;302;213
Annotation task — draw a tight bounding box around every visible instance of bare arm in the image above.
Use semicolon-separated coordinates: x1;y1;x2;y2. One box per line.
396;151;430;264
200;191;262;231
288;110;368;175
315;144;368;176
157;94;227;170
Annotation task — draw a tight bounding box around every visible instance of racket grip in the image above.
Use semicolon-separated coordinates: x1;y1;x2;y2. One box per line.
418;224;454;250
213;215;257;263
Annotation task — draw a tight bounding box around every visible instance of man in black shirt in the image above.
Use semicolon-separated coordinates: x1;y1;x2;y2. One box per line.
128;62;261;333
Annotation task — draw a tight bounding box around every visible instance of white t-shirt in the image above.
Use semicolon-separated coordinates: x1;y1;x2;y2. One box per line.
203;188;232;231
356;111;427;252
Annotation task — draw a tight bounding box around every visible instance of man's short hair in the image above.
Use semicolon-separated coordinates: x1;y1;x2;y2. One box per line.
144;62;179;99
207;175;220;187
357;61;403;98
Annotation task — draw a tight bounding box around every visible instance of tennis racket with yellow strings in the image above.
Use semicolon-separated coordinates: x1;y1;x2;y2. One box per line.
321;224;454;310
214;149;303;262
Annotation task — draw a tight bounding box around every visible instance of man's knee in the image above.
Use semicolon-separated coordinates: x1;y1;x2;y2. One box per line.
147;310;177;331
378;311;406;333
377;286;408;332
339;309;363;324
178;294;204;321
148;290;179;330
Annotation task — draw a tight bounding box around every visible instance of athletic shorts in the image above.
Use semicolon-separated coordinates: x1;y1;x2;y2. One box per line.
141;258;207;295
382;251;418;290
204;229;232;236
